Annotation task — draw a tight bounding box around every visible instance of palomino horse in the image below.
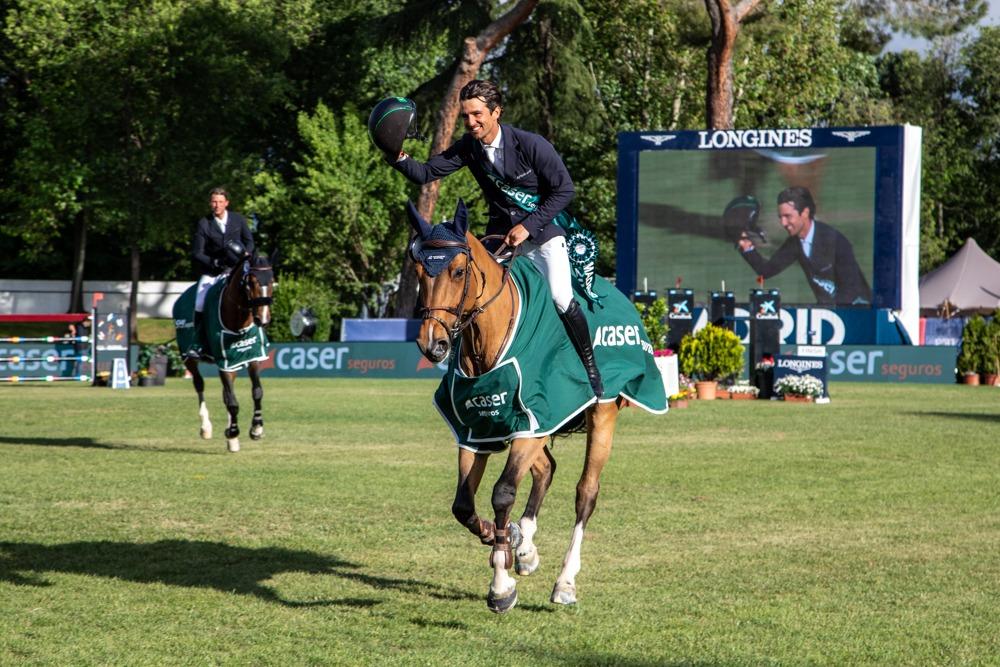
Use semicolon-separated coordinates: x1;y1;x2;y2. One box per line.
184;254;275;453
407;200;626;613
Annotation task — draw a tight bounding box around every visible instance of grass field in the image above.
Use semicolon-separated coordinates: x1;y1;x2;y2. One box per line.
2;379;998;665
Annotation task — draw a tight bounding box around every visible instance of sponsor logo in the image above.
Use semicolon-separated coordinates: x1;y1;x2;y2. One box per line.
0;346;63;372
641;134;677;146
697;128;812;149
465;392;509;410
670;300;691;318
231;337;257;350
485;173;537;211
832;130;871;143
274;346;350;370
776;357;824;373
347;358;396;373
593;325;654;354
756;299;780;319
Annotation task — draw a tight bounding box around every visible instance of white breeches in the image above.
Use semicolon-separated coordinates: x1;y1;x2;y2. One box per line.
521;236;573;313
195;274;225;312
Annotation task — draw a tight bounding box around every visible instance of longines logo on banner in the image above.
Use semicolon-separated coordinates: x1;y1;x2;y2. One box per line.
697;128;812;149
777;358;824;373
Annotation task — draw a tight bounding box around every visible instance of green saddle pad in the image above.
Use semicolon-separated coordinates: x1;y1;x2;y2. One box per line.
434;258;666;452
172;280;270;372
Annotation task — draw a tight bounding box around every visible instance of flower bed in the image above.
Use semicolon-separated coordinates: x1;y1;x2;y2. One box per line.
774;374;824;400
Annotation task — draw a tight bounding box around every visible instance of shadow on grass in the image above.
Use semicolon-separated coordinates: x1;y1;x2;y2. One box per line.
0;539;473;607
908;411;1000;424
0;435;215;454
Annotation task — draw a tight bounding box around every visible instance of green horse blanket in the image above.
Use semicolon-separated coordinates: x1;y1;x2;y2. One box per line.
173;280;270;372
434;258;667;452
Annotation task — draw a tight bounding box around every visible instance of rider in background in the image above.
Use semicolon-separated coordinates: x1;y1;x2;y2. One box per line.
190;187;255;358
379;80;603;398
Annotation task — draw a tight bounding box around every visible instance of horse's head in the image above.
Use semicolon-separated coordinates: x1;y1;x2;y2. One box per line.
407;199;478;363
244;253;275;328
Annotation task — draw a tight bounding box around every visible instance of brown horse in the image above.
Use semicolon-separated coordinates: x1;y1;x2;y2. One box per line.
407;200;622;613
184;254;274;453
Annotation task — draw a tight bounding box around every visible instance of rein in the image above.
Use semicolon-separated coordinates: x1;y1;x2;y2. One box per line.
221;261;274;330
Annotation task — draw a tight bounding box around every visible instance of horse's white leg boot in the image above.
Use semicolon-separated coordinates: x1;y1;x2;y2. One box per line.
551;521;584;605
488;552;517;613
515;516;540;576
198;401;212;440
226;415;239;453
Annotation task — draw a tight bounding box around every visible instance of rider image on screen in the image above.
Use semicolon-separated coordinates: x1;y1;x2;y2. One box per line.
735;186;872;306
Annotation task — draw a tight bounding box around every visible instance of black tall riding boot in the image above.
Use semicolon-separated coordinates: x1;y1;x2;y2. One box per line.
559;300;604;398
193;311;211;359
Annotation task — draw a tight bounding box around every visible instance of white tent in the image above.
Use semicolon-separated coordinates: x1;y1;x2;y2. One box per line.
919;238;1000;315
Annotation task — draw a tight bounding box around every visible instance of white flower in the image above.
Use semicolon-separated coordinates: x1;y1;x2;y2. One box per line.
774;374;824;398
727;381;759;396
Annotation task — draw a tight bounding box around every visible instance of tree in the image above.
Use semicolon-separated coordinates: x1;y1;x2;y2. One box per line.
703;0;764;129
2;0;319;336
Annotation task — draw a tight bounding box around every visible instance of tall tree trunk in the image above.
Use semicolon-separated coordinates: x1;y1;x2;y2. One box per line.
392;0;540;318
69;209;88;313
129;241;140;344
704;0;762;129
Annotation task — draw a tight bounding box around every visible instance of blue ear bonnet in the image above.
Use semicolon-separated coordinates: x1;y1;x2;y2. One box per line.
412;223;468;277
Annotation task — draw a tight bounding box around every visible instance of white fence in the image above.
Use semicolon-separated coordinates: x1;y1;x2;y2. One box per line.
0;279;190;318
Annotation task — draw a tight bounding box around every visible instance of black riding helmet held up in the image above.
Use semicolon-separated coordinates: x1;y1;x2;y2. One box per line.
368;97;417;156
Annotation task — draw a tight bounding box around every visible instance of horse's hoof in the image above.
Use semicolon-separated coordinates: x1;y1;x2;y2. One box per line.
200;427;212;440
227;438;240;453
515;544;539;576
550;581;577;605
486;587;518;614
249;427;263;440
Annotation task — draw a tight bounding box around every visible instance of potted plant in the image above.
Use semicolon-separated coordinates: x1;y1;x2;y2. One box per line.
669;375;696;408
774;374;824;402
635;297;669;352
958;315;986;385
728;381;759;400
679;323;745;400
136;367;156;387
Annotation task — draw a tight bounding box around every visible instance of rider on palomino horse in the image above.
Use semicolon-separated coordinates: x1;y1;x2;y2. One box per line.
371;80;604;399
189;187;255;361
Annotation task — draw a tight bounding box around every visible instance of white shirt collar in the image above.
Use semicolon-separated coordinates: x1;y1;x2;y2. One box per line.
484;127;502;151
214;212;228;233
799;219;815;257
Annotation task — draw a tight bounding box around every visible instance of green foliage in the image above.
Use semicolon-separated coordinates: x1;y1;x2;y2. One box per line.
736;1;893;127
957;315;986;375
137;342;185;377
635;297;669;350
268;272;337;343
679;323;745;381
981;310;1000;376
